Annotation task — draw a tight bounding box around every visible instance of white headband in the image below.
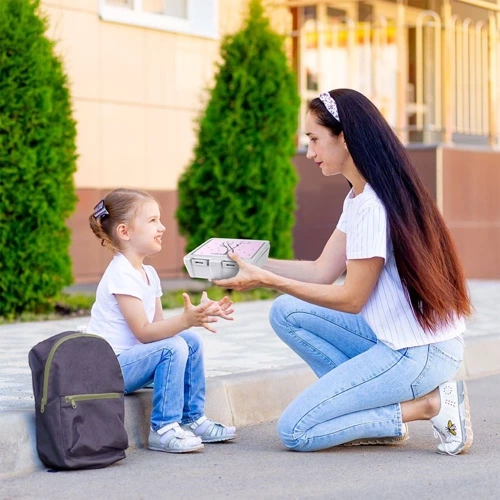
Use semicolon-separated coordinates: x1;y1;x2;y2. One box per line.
319;92;340;122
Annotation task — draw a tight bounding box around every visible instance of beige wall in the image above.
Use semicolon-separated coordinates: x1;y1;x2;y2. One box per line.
37;2;500;282
38;0;291;283
40;0;283;193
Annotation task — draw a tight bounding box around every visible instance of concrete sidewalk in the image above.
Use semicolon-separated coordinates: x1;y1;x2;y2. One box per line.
1;280;500;478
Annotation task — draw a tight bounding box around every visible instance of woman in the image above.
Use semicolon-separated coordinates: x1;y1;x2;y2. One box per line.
214;89;473;455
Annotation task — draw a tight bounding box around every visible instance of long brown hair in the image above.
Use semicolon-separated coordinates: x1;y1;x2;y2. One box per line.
310;89;472;332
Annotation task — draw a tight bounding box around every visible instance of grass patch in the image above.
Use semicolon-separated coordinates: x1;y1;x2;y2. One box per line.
160;287;281;309
0;287;281;324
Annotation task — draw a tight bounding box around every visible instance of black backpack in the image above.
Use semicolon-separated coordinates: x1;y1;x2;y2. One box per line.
29;331;129;470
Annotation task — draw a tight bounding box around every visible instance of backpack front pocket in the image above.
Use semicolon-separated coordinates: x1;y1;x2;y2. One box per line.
60;393;128;460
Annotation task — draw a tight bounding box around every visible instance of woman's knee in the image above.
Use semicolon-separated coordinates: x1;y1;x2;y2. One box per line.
269;295;302;332
277;412;308;452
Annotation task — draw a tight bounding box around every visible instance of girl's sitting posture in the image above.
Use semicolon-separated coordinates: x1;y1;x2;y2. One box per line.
87;188;236;453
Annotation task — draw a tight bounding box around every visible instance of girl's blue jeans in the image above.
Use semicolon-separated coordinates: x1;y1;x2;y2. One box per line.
269;295;464;452
117;330;205;431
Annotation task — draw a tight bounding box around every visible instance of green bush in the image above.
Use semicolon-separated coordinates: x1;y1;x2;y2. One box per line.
0;0;77;317
176;0;300;259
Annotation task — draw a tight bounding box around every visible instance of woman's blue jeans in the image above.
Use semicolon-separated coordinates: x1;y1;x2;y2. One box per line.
269;295;464;452
117;330;205;431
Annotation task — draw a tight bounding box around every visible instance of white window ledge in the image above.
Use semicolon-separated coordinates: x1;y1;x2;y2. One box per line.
99;1;219;40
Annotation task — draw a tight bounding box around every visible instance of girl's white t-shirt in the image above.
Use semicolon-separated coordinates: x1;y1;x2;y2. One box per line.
337;183;465;350
87;253;163;354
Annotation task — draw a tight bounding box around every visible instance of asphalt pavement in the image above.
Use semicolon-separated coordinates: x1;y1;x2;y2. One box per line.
2;373;499;499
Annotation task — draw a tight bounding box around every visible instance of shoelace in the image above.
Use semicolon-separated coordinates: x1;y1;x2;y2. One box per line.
432;427;461;457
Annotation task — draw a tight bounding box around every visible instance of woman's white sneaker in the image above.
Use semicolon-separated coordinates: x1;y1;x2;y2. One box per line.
430;381;473;456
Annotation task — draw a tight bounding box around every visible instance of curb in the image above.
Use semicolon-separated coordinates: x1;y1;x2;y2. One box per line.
0;363;316;479
2;332;500;480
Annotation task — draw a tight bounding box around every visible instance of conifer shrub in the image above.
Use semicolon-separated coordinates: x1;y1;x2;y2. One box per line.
176;0;300;259
0;0;77;317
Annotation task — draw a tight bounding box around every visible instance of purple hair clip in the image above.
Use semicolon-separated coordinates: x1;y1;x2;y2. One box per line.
319;92;340;122
93;199;109;219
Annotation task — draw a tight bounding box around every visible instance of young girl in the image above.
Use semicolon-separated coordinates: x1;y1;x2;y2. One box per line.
214;89;473;456
87;188;236;453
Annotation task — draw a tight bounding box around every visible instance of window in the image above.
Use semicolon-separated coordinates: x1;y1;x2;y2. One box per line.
99;0;218;39
292;2;401;147
142;0;187;18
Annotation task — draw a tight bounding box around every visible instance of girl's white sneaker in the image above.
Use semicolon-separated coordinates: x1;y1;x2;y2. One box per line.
148;422;204;453
430;381;473;456
182;416;236;443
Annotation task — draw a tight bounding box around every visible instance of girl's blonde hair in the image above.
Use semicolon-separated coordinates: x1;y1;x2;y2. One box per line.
89;188;157;253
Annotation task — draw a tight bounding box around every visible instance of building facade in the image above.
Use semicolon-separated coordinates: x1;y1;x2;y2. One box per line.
40;0;500;281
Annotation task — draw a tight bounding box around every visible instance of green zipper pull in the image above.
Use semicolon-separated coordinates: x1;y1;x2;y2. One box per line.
41;398;46;413
65;396;77;409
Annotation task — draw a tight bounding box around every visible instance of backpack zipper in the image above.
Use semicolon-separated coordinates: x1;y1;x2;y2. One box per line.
65;393;120;409
40;333;104;413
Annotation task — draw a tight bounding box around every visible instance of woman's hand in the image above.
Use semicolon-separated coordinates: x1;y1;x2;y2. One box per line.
213;253;271;291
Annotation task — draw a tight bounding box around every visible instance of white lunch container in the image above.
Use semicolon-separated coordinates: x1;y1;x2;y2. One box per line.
183;238;270;280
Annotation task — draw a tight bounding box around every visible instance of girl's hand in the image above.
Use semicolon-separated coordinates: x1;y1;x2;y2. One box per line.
182;292;221;333
217;295;235;319
200;291;234;321
213;253;270;291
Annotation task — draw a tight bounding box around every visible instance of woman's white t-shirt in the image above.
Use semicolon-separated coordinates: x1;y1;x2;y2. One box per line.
87;253;163;354
337;183;465;350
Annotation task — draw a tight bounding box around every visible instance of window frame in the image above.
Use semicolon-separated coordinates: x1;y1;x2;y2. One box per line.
99;0;219;40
